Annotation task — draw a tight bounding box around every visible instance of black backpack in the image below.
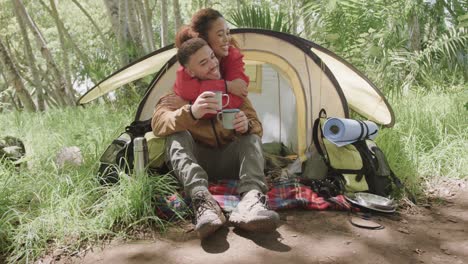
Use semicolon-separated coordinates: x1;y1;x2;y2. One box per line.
98;120;152;184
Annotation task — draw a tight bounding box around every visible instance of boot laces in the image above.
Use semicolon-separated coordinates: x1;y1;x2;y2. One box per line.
192;192;216;218
249;192;268;211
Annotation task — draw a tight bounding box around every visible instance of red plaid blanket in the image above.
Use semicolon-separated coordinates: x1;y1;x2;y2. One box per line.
156;179;351;219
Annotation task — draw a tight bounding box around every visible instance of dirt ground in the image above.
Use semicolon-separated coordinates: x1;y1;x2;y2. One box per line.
49;179;467;264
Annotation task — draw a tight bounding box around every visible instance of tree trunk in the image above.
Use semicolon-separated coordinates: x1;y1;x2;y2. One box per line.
13;0;45;110
408;11;421;51
0;36;36;112
173;0;183;32
104;0;129;65
71;0;112;48
47;0;76;103
136;0;155;53
160;0;169;47
289;0;299;35
12;0;70;106
127;0;144;56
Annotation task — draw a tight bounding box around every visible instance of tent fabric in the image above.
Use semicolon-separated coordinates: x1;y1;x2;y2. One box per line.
78;46;177;104
78;28;394;159
311;48;394;126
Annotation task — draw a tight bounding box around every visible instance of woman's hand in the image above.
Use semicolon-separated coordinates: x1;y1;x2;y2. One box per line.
227;79;248;98
233;110;249;134
160;94;189;110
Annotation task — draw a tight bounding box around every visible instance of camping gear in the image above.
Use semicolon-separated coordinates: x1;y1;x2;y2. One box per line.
217;109;240;129
345;193;396;213
133;137;148;175
323;118;378;147
349;214;384;230
98;120;152;184
79;29;395;178
212;90;230;110
312;110;402;197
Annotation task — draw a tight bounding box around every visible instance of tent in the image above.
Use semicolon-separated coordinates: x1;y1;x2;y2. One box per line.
78;28;394;161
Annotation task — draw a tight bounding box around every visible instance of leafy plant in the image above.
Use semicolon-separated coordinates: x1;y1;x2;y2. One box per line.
227;4;292;33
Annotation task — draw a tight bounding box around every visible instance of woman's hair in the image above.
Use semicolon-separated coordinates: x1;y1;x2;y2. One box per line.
175;8;238;49
176;38;209;66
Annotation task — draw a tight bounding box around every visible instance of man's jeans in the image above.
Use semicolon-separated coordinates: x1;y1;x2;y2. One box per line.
165;131;268;197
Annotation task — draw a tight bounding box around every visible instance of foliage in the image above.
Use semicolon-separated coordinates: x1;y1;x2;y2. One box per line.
0;104;182;263
227;4;292;33
300;0;467;94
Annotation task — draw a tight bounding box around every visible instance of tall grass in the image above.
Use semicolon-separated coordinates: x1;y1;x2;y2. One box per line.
376;87;467;197
0;104;180;263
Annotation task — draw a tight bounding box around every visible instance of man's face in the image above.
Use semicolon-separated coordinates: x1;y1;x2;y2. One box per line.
185;45;221;80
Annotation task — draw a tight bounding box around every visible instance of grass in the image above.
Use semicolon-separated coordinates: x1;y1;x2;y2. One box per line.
0;89;466;262
0;103;182;263
376;87;468;197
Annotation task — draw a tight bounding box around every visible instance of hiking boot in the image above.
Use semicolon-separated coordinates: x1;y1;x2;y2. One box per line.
192;190;226;239
229;190;280;232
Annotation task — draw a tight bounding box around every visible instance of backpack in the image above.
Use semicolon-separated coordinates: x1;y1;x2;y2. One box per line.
98;120;166;184
312;110;402;197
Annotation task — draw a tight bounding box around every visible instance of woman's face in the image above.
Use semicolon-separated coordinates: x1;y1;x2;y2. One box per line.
206;17;231;58
185;45;221;80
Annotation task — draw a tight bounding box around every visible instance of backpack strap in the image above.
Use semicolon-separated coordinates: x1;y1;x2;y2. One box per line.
312;109;328;158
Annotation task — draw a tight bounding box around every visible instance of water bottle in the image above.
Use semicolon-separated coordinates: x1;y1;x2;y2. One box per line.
133;137;148;175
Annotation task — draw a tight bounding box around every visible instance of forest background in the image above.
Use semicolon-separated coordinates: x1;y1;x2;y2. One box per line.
0;0;466;263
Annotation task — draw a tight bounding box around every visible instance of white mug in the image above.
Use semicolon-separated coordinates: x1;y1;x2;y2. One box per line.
210;90;230;110
216;109;240;129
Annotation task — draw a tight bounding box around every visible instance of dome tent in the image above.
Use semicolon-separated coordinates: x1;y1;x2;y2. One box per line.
78;29;394;161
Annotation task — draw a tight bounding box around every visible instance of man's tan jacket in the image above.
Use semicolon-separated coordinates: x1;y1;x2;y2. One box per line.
152;93;263;148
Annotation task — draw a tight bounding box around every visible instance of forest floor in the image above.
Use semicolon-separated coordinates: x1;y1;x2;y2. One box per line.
45;178;467;264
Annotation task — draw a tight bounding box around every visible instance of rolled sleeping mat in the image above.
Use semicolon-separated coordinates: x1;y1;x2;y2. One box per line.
323;118;378;147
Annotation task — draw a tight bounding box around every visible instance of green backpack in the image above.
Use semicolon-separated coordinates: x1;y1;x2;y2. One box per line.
312;110;402;197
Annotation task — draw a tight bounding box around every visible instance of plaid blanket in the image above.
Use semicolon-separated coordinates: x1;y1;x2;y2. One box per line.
156;178;352;220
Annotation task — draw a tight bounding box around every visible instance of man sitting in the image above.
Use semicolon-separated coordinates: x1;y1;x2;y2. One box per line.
151;38;280;239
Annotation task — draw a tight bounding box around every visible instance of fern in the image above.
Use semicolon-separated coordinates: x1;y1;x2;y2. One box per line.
227;5;292;33
391;27;467;91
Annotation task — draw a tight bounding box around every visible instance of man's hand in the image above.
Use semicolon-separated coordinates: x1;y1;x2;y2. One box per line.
159;94;189;110
227;79;248;98
233;110;249;133
191;91;218;119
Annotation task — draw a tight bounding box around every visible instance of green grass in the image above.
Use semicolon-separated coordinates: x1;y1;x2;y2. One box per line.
0;89;466;262
0;104;181;263
376;88;468;197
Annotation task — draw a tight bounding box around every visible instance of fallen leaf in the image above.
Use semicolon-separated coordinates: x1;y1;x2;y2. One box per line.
400;219;409;224
448;218;458;223
414;248;424;255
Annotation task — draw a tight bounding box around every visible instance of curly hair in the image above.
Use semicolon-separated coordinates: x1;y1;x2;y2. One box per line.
175;8;237;49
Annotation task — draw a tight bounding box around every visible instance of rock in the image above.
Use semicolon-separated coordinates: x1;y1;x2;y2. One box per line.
0;136;26;166
398;227;410;234
55;146;83;168
400;219;409;224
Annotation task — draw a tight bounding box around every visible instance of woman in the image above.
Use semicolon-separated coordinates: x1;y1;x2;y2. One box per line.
171;8;249;117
